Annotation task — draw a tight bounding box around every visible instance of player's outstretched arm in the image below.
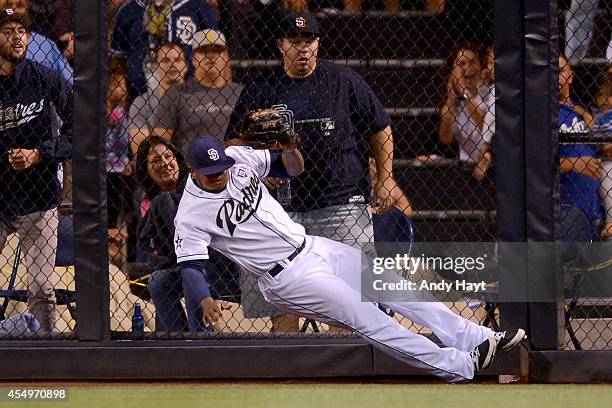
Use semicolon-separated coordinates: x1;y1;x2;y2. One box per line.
281;147;304;177
179;260;232;326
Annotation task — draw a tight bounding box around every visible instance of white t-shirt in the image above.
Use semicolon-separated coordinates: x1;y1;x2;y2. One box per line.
174;146;306;277
452;84;494;163
481;83;495;147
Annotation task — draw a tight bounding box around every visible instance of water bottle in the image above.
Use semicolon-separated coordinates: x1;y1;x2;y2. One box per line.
132;303;144;338
276;178;292;206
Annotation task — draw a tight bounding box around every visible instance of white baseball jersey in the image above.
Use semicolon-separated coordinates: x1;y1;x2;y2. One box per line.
174;146;306;277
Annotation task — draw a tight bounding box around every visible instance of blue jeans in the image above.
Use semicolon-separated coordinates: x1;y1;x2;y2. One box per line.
148;266;207;332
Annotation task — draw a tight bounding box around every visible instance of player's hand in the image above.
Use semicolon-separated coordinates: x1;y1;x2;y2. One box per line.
8;148;41;171
372;176;401;214
571;156;602;179
262;177;284;189
201;297;232;325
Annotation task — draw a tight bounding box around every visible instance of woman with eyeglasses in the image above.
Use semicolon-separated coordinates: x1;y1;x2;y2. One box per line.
135;136;207;332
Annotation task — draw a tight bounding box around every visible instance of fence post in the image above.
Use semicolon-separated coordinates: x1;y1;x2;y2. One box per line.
495;0;530;335
73;0;110;341
523;0;563;350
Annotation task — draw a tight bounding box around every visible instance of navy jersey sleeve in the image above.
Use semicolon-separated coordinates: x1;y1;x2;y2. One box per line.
180;260;211;303
267;150;289;178
349;70;391;136
40;69;72;161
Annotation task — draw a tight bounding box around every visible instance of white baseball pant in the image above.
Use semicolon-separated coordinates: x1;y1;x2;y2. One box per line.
258;236;493;382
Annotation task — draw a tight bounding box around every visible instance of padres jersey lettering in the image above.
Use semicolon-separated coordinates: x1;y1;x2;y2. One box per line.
174;146;306;276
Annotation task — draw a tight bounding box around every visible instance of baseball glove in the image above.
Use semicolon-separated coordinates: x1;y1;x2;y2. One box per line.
239;107;300;149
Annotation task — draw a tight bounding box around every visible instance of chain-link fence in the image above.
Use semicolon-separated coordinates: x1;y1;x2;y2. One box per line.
0;0;74;337
559;0;612;351
0;0;609;358
102;0;499;339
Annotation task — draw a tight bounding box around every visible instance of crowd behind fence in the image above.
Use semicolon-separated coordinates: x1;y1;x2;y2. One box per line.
0;0;610;352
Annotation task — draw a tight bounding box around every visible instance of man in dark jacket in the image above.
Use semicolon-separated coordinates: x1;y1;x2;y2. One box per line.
0;9;72;332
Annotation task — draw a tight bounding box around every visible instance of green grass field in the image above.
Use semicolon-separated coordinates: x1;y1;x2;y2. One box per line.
1;383;610;408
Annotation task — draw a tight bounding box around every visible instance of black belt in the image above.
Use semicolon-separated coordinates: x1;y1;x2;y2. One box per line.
268;240;306;278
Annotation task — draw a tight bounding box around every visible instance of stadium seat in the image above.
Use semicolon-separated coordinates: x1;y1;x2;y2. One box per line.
372;206;416;252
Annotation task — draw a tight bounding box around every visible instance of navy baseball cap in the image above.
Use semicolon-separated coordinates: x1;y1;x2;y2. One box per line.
278;12;320;39
0;9;31;29
187;136;235;175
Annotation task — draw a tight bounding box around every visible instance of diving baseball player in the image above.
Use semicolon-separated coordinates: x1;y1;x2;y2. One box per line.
175;132;526;383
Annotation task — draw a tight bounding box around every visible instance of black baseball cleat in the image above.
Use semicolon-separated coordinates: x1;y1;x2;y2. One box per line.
470;337;497;372
493;329;527;352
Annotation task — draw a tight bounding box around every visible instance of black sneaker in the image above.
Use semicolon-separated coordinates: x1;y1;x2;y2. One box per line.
470;337;497;372
493;329;527;352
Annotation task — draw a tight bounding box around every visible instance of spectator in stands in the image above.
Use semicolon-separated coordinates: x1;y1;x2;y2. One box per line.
473;44;495;182
439;43;493;177
593;68;612;238
0;0;72;82
558;54;604;236
135;136;184;235
110;0;218;100
226;12;401;255
151;29;243;155
128;41;187;155
226;0;310;60
135;136;206;331
106;69;133;230
0;10;72;331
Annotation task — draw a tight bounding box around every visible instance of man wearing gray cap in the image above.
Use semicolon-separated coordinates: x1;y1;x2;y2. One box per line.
151;29;243;158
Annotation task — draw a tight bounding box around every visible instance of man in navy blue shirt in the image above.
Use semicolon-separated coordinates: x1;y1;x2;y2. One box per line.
111;0;218;99
226;12;404;255
0;9;72;332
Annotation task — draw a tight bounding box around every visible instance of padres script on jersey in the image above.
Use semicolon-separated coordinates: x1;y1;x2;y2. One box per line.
174;146;306;276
